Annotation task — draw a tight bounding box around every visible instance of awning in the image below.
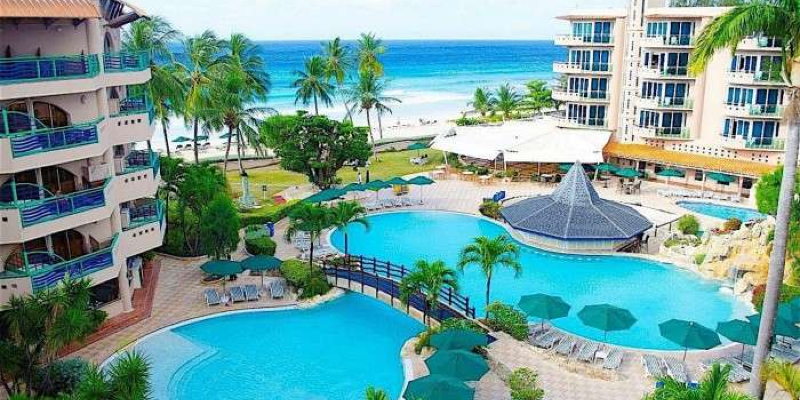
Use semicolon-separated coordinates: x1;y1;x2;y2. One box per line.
430;125;527;161
604;142;776;178
0;0;101;18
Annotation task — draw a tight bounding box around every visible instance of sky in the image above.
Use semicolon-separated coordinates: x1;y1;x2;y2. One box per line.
132;0;628;40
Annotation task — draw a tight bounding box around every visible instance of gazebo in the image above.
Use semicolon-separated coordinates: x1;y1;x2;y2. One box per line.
500;161;653;252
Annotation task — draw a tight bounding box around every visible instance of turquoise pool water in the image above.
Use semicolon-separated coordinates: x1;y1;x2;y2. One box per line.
131;294;422;400
677;201;766;222
329;211;752;350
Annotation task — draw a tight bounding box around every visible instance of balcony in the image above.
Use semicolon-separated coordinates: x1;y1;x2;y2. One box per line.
637;96;693;110
555;116;609;129
554;34;614;46
124;200;164;231
639;66;692;80
115;150;160;203
551;88;609;103
0;54;100;85
721;136;786;151
553;62;613;75
120;200;165;257
725;103;784;119
739;36;782;52
0;179;111;228
641;35;695;48
103;52;150;73
1;113;103;159
727;70;785;86
117;149;160;176
633;125;692;140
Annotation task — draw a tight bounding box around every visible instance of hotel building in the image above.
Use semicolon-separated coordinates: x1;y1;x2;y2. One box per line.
554;0;790;198
0;0;164;317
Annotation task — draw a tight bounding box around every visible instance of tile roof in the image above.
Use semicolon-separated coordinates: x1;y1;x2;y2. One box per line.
603;142;777;178
0;0;101;18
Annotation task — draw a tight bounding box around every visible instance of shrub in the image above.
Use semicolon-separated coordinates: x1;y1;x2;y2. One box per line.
677;214;700;235
279;259;331;299
33;358;91;397
663;236;701;248
694;253;706;265
238;200;302;226
752;283;800;311
507;367;545;400
455;116;482;126
414;318;484;353
485;302;528;341
479;201;501;219
244;227;277;255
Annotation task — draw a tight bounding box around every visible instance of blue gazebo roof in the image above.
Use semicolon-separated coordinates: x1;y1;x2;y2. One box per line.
500;162;652;240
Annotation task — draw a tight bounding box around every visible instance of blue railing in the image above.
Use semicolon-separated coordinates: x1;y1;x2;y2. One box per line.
0;54;100;84
4;118;103;158
125;199;165;230
118;150;160;176
103;52;150;73
23;235;119;292
0;180;110;227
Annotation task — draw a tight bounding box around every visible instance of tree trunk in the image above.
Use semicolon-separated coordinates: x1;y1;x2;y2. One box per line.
377;110;384;140
344;99;354;123
223;125;234;172
192;117;199;163
313;93;319;116
308;240;315;274
236;129;246;176
749;97;800;399
365;109;377;160
344;232;349;257
485;271;493;318
161;122;171;157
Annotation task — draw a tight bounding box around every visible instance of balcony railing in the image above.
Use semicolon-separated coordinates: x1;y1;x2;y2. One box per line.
556;115;609;128
124;199;165;231
112;95;155;124
554;62;613;73
643;34;695;47
1;116;103;158
13;235;120;292
722;135;786;151
555;34;613;45
636;125;691;139
640;96;693;109
117;150;160;176
0;54;100;85
552;88;609;101
0;179;110;227
103;52;150;73
728;70;785;85
642;66;690;78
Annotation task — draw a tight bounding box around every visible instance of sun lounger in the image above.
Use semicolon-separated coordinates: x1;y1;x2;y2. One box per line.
270;280;285;299
700;358;750;383
402;197;414;207
664;357;690;383
244;284;260;301
771;346;800;363
534;331;562;349
528;324;548;339
602;348;625;370
642;354;666;378
555;336;577;356
229;286;246;303
204;289;222;306
577;341;600;363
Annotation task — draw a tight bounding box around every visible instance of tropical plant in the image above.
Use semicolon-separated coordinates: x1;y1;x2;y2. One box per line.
676;214;700;236
762;360;800;400
322;37;354;119
523;79;554;115
485;302;528;340
179;30;223;163
508;367;545;400
457;235;521;316
346;71;400;150
365;386;390;400
173;162;228;255
199;194;241;260
293;55;335;116
643;363;752;400
0;278;105;397
692;6;800;394
157;156;184;246
469;87;496;117
72;351;151;400
495;83;522;119
285;203;334;271
357;32;386;76
329;201;369;256
399;260;459;324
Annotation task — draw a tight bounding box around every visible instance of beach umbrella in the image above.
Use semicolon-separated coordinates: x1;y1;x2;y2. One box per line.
385;176;410;186
577;304;637;342
342;182;367;192
706;172;736;184
219;132;233;139
408;175;435;203
614;168;641;179
782;299;800;323
200;260;243;292
172;136;192;143
717;319;759;358
748;314;800;339
425;349;489;381
656;168;685;184
518;294;571;330
241;255;282;286
404;375;474;400
558;163;574;173
430;328;488;351
196;135;209;141
365;180;391;202
305;188;346;203
659;319;721;360
407;142;428;156
595;163;618;173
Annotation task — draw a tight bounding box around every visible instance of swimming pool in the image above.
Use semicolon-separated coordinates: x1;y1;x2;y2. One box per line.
329;211;752;350
129;294;422;400
677;201;766;222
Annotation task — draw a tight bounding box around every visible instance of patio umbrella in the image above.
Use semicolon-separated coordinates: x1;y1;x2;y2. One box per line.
200;260;243;292
659;319;721;360
614;168;641;179
408;175;435;203
241;255;282;286
518;293;571;331
595;163;618;173
577;304;637;342
656;168;685;184
558;163;574;173
706;172;736;184
782;299;800;323
425;349;489;381
747;314;800;339
385;176;410;186
219;132;233;139
342;182;367;193
196;135;209;141
407;142;428;156
305;188;346;203
717;319;759;358
430;328;488;351
172;136;192;143
404;375;474;400
365;180;391;203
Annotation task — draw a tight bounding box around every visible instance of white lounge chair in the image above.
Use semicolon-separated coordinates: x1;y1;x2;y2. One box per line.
534;331;562;349
205;289;222;306
642;354;666;378
664;357;690;383
577;341;600;363
229;286;246;303
555;336;577;356
602;348;625;370
270;280;285;299
244;284;260;301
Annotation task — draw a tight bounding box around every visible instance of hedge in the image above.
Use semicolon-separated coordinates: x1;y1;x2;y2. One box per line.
238;200;301;227
485;301;528;340
244;226;277;255
279;259;331;299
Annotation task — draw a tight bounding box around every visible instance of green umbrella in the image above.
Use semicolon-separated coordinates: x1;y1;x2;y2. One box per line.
748;314;800;339
430;328;488;351
656;168;685;178
241;255;282;286
659;319;721;360
342;183;367;192
717;319;759;358
219;132;233;139
172;136;192;143
407;142;429;151
614;168;641;179
305;188;346;203
385;176;410;186
706;172;736;184
558;163;574;173
518;294;571;330
781;300;800;323
365;180;391;190
404;375;474;400
595;163;618;173
577;304;637;342
200;260;243;292
408;176;435;185
425;349;489;381
196;135;209;141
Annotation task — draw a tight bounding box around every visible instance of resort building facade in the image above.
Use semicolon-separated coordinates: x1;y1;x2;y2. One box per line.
0;0;163;317
555;0;788;198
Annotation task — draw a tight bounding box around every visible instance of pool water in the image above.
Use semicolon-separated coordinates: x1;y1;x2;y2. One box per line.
677;201;766;222
329;211;752;350
132;294;422;400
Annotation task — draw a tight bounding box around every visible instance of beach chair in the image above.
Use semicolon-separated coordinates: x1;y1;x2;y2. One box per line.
663;357;690;383
528;324;549;339
771;345;800;363
402;197;414;207
642;354;666;378
576;341;600;363
176;144;184;152
244;284;260;301
700;358;750;383
555;336;577;356
270;280;285;299
602;348;625;371
229;286;246;303
534;331;562;349
204;289;222;306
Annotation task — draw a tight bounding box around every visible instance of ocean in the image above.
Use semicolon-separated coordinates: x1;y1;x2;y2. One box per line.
155;40;563;149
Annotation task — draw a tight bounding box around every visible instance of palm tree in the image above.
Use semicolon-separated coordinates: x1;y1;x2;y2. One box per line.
346;71;400;154
374;90;400;141
285;203;333;272
399;260;459;324
644;363;752;400
293;55;335;116
323;37;354;121
762;360;800;400
121;16;183;157
179;30;222;163
469;87;495;117
157;156;184;245
73;351;151;400
524;79;554;116
495;83;522;119
457;235;521;317
690;4;800;397
357;32;386;76
365;386;390;400
329;201;369;257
